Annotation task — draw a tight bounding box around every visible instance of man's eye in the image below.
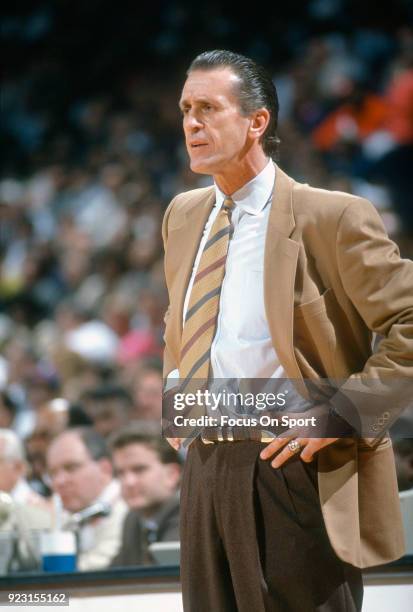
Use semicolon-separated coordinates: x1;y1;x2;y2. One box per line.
133;466;147;474
65;463;81;473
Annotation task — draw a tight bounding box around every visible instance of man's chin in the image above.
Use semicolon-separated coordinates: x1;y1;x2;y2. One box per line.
66;504;82;513
189;159;214;175
126;499;145;510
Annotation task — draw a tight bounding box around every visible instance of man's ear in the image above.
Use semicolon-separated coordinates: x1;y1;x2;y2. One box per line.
249;108;270;140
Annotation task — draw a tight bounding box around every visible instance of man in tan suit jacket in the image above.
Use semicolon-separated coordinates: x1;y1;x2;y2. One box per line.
162;50;412;611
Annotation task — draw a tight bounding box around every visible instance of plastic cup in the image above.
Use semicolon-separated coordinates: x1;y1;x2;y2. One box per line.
40;531;76;573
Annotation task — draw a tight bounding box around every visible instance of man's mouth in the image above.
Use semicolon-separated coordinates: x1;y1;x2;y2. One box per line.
190;142;208;148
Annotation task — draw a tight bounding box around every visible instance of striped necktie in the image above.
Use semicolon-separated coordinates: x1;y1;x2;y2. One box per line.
180;196;235;384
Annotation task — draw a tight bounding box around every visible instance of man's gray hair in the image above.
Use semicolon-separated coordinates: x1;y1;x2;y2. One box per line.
0;429;25;462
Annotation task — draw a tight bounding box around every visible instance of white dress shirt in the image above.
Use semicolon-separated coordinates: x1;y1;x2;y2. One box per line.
11;478;50;510
64;480;128;571
168;159;285;381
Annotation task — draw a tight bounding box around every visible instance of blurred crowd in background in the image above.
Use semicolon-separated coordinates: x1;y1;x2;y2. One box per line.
1;0;413;572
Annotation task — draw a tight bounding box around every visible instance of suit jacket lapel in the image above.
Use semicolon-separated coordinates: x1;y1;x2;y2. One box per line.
167;187;216;359
264;165;303;380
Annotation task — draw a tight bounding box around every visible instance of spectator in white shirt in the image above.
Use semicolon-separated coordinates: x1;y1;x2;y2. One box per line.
46;427;127;570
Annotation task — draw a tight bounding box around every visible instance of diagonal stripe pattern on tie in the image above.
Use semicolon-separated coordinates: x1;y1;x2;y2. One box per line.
180;196;235;384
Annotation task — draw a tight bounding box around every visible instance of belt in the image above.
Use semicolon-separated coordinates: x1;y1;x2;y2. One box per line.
200;426;276;445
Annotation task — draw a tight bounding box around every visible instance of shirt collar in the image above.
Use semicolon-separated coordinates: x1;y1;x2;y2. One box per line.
214;159;275;216
11;478;32;503
96;479;121;505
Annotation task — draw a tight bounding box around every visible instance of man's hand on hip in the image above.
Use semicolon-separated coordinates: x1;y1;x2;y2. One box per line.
259;403;353;468
260;436;339;468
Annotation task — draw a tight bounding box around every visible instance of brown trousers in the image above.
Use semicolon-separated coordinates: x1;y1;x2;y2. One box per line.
180;439;363;612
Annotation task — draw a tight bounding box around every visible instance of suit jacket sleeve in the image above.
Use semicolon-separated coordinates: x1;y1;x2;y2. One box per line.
331;198;413;442
162;196;179;379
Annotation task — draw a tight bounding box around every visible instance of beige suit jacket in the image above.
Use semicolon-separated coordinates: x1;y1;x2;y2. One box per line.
162;164;412;568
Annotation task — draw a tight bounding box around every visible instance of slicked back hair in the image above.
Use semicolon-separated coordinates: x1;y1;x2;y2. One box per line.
187;49;280;159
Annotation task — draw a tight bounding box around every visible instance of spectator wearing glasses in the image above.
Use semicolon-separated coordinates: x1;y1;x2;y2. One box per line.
46;427;127;570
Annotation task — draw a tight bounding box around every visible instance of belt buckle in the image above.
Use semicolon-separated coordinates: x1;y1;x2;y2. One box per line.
200;434;215;445
200;426;236;444
219;426;235;442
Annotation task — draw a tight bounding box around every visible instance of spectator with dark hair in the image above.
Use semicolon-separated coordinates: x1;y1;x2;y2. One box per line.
0;429;52;571
110;428;181;566
131;364;163;422
81;384;132;438
23;399;92;497
46;426;127;570
0;391;17;429
67;403;94;427
0;428;51;511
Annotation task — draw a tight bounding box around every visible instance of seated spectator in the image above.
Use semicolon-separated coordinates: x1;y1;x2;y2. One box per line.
0;494;52;572
132;363;163;422
0;391;17;430
25;399;92;498
0;428;52;571
25;429;53;498
46;427;127;570
80;384;132;437
0;428;50;510
312;81;389;152
109;428;181;566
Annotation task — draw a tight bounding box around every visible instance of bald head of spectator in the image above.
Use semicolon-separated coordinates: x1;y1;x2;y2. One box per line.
110;429;181;517
47;427;112;512
0;428;26;492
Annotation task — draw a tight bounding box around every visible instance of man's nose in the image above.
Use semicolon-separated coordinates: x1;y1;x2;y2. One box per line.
184;112;203;132
122;472;137;487
52;470;69;488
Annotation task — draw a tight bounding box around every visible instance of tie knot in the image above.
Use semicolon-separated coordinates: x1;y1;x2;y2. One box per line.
222;196;234;212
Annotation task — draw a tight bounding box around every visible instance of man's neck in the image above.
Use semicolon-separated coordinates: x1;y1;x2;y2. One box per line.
214;150;269;195
139;492;178;520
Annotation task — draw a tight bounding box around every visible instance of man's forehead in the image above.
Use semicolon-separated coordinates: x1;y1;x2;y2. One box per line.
180;68;240;103
115;445;164;470
116;442;158;458
48;431;88;460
